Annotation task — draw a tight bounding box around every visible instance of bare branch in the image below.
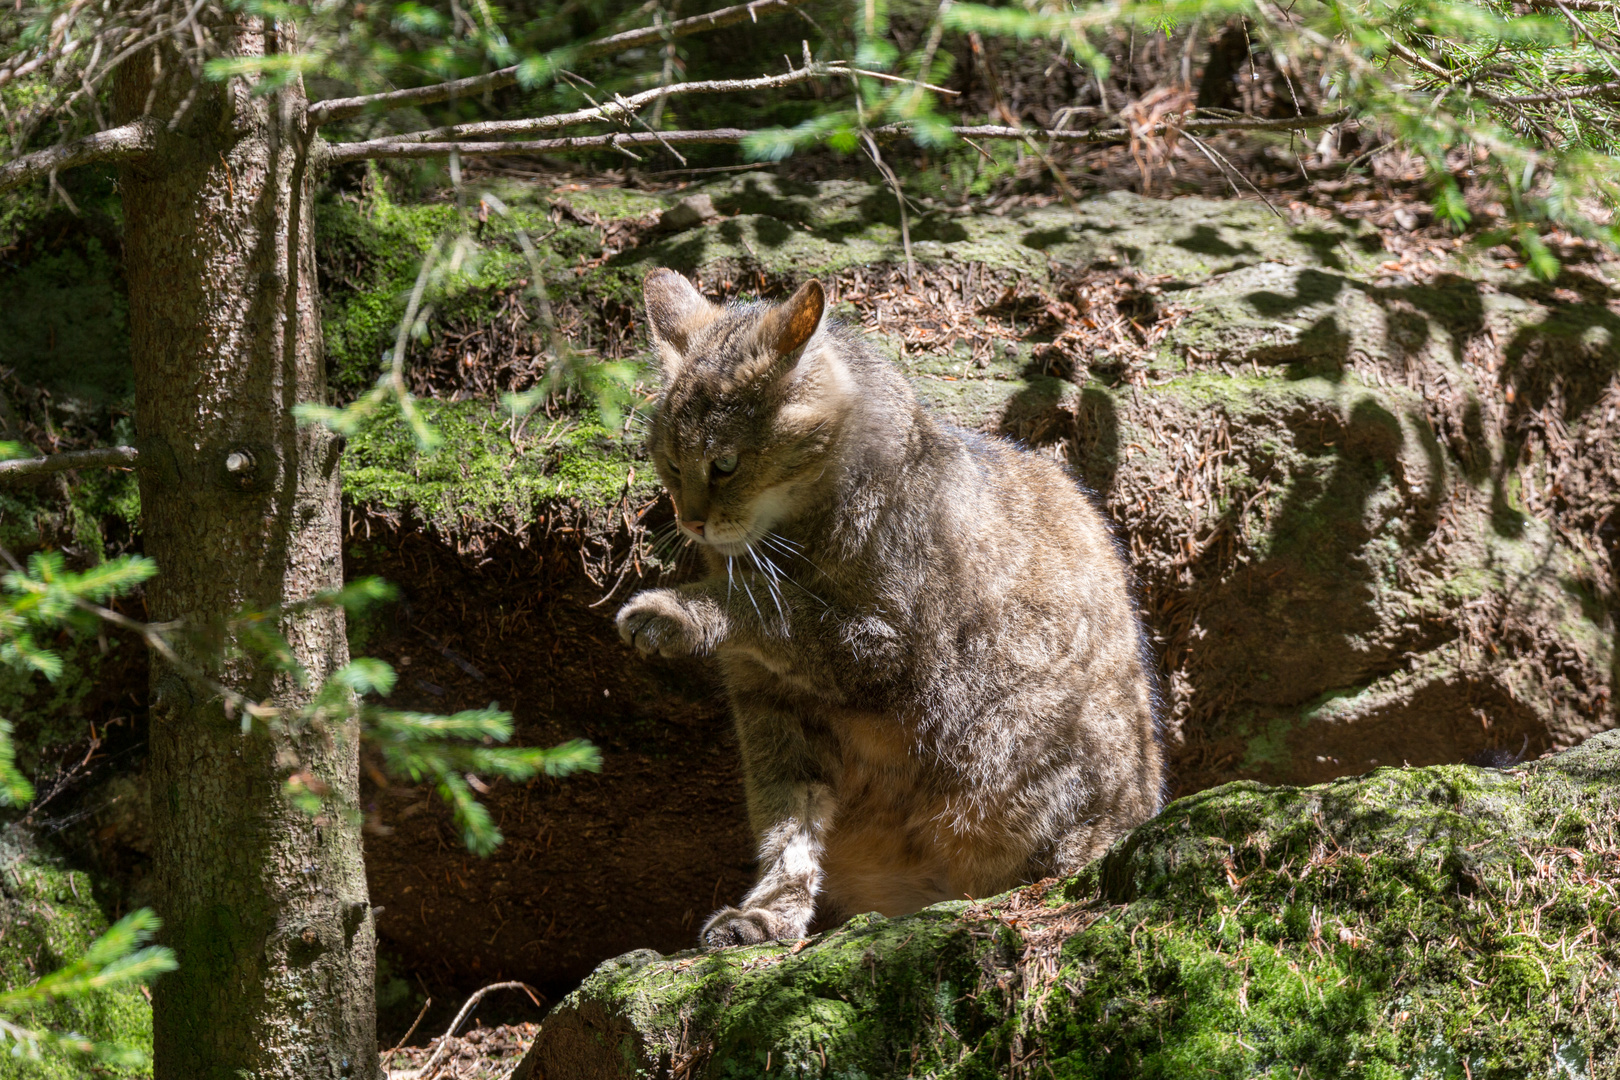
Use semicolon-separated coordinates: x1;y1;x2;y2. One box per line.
334;130;755;161
0;118;156;194
936;110;1354;140
308;0;811;126
325;64;845;164
0;446;139;482
333;110;1356;163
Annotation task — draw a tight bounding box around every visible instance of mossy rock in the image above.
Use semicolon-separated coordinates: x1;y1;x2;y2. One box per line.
1061;258;1615;789
601;177;1380;285
519;730;1620;1080
0;826;151;1078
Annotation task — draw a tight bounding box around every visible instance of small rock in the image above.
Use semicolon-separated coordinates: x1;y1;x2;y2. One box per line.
658;194;719;232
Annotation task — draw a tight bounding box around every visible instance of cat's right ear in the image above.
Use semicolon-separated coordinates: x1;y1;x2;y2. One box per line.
644;268;719;381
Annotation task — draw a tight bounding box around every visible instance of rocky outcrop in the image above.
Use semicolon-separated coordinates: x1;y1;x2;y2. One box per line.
332;174;1616;795
516;729;1620;1079
1;172;1613;995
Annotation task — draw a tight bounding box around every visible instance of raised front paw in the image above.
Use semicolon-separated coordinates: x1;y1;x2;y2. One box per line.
700;907;794;950
616;589;704;658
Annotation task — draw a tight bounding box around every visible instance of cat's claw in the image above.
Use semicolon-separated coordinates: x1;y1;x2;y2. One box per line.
616;590;703;658
700;907;793;950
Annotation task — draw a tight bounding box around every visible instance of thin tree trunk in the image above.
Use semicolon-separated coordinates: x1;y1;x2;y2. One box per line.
115;17;378;1079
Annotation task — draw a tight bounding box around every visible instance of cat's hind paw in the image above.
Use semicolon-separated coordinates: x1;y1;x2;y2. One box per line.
616;589;704;658
700;907;794;950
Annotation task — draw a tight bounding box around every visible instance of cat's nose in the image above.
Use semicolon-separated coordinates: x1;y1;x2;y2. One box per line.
682;519;706;537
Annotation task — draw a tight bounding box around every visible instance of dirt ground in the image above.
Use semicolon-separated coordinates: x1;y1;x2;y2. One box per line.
345;519;754;1030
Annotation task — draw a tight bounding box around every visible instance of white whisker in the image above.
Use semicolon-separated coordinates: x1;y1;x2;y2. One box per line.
760;531;833;601
740;575;764;625
747;546;788;629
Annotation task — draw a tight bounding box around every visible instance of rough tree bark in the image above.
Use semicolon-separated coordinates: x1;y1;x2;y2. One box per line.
114;17;378;1080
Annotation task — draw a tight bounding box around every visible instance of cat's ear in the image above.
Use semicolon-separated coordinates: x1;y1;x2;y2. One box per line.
644;268;719;380
760;279;825;367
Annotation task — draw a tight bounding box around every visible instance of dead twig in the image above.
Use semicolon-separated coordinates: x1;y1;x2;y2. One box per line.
381;997;433;1068
336;111;1354;165
413;981;541;1080
309;0;814;124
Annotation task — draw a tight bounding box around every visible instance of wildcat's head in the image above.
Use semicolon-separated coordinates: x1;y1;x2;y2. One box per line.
642;268;853;555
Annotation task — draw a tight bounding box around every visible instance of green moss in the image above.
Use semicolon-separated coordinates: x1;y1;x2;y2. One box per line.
537;733;1620;1079
555;187;670;223
0;827;151;1079
1239;712;1298;772
341;398;655;536
317;180;599;394
0;449;140;559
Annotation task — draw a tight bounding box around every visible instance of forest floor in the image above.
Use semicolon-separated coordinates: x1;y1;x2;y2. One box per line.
383;1017;537;1079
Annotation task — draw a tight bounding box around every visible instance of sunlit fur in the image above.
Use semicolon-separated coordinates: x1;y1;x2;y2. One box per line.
618;269;1162;949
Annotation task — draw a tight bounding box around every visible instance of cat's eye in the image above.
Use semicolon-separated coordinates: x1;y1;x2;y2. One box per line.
713;454;740;475
666;458;681;476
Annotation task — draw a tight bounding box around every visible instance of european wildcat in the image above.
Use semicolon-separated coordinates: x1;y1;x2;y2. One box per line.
617;268;1161;949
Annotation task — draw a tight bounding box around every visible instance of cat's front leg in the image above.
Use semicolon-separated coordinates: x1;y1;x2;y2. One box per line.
616;588;726;658
702;783;835;949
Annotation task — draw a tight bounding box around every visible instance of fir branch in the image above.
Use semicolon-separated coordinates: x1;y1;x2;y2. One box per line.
308;0;812;125
1497;79;1620;105
1388;38;1620;106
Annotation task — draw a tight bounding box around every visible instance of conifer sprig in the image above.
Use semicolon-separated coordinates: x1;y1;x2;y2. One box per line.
0;910;176;1066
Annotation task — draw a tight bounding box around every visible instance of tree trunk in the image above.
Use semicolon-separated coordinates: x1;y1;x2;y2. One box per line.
116;18;378;1080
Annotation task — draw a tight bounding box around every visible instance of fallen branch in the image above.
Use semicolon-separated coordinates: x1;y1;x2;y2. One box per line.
326;63;849;164
923;110;1353;139
380;997;432;1069
0;119;156;194
0;446;139;481
334;110;1355;163
333;129;753;161
308;0;810;125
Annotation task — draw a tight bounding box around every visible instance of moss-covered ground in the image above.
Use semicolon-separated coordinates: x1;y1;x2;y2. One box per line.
527;731;1620;1080
341;398;655;539
0;828;151;1079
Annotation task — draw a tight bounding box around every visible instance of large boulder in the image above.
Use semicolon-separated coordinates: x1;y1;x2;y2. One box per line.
517;729;1620;1079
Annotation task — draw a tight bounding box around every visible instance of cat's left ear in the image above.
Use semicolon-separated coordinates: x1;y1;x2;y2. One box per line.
644;268;720;381
760;279;825;369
